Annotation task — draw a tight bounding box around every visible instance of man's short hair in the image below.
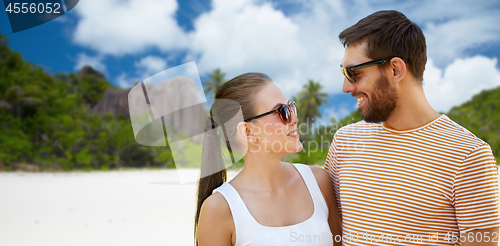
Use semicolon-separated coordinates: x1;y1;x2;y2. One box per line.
339;10;427;82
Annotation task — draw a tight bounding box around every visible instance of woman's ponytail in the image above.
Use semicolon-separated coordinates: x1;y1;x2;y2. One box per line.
194;115;227;245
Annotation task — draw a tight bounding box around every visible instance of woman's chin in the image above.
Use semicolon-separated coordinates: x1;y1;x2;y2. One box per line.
286;141;303;154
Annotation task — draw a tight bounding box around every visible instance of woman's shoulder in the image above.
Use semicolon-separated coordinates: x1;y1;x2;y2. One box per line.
290;163;333;195
201;188;232;219
288;163;331;182
197;189;235;244
308;165;331;183
198;189;234;236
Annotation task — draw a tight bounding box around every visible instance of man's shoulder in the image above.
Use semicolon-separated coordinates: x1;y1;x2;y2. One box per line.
334;115;488;151
335;120;382;137
437;115;487;148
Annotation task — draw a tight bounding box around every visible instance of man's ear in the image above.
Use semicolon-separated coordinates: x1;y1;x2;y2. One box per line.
236;122;257;142
390;57;407;85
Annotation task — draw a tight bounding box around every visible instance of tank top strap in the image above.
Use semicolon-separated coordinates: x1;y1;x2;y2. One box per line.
212;183;256;236
293;164;329;217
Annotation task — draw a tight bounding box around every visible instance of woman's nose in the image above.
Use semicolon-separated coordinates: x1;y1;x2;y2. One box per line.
290;112;299;125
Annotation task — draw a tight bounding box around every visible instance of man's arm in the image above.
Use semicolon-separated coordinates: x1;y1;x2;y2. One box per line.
311;166;342;245
461;227;499;246
454;143;500;246
323;131;342;220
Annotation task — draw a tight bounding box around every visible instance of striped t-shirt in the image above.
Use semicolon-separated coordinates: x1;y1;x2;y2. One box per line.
324;114;500;245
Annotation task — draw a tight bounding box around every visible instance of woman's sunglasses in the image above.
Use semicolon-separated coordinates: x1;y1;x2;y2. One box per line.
244;101;297;125
340;56;409;84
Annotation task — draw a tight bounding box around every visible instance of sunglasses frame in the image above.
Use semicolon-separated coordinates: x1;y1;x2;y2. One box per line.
244;101;297;125
340;56;409;84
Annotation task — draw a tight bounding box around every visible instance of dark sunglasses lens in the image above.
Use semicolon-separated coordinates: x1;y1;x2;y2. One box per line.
341;67;354;83
279;106;291;124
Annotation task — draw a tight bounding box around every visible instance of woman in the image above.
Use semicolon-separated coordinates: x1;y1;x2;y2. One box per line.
195;73;342;245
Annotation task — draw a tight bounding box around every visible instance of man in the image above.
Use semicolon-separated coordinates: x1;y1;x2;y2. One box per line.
324;10;500;245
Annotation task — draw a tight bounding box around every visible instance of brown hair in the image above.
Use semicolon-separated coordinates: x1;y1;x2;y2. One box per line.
339;10;427;82
194;73;271;245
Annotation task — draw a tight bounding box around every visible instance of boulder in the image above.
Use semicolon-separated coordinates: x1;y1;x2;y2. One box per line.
77;65;105;79
92;87;132;118
94;77;207;144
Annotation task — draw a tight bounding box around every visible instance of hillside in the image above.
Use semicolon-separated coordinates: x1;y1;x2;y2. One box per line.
0;29;498;171
0;33;174;171
447;86;500;163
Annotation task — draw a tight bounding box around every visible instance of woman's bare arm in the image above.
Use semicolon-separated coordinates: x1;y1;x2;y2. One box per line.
197;192;235;246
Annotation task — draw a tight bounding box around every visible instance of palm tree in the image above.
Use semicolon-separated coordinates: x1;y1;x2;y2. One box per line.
203;68;227;102
295;79;329;126
0;85;43;118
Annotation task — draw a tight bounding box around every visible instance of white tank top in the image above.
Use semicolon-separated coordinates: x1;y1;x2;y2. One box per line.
213;164;333;246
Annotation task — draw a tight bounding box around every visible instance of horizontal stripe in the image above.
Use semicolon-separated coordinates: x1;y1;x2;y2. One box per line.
325;115;500;245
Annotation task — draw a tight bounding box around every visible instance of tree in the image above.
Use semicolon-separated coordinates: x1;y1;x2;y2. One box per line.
0;85;43;118
295;79;329;126
203;68;226;101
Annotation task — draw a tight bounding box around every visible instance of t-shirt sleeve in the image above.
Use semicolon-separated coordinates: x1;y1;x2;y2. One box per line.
453;143;500;233
324;131;342;218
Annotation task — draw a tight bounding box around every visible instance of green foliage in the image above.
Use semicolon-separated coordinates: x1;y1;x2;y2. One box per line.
0;32;174;171
170;139;204;168
203;68;227;101
285;79;358;165
447;86;500;159
284;109;362;165
56;73;111;108
294;79;329;126
337;110;362;126
1;29;497;171
0;112;33;166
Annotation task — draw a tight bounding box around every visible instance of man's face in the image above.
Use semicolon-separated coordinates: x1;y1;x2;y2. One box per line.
341;42;398;123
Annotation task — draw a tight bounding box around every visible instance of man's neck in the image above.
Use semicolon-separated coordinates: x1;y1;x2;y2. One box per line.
382;85;441;131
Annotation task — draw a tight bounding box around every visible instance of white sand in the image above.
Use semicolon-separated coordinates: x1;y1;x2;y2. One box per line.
1;169;499;246
0;169;239;246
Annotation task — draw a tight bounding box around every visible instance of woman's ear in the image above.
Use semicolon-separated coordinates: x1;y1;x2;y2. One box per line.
236;122;257;142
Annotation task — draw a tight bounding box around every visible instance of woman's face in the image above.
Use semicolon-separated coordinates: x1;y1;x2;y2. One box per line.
247;83;303;157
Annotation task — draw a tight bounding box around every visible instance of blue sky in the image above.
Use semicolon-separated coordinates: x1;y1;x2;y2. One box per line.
1;0;499;123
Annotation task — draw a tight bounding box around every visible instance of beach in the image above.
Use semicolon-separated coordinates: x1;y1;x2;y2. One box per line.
0;169;239;246
1;169;499;246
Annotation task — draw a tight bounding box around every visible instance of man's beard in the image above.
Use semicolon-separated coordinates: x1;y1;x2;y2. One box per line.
359;73;398;123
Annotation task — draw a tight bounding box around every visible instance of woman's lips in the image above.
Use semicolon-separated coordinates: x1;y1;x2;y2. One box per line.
287;129;299;138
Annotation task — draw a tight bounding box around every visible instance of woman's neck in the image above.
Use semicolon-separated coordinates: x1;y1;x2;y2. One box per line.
234;153;288;193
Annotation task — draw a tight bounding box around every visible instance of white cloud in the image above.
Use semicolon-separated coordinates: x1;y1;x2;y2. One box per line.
115;56;169;88
69;0;500;106
187;0;346;96
74;53;106;73
394;0;500;66
116;73;131;88
423;56;500;113
135;56;168;78
423;16;500;66
72;0;187;55
186;0;500;98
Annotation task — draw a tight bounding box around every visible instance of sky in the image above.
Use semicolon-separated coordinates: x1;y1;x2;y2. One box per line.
1;0;499;123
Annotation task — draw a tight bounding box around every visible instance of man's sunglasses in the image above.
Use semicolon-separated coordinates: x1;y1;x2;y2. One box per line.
244;101;297;125
340;56;409;84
